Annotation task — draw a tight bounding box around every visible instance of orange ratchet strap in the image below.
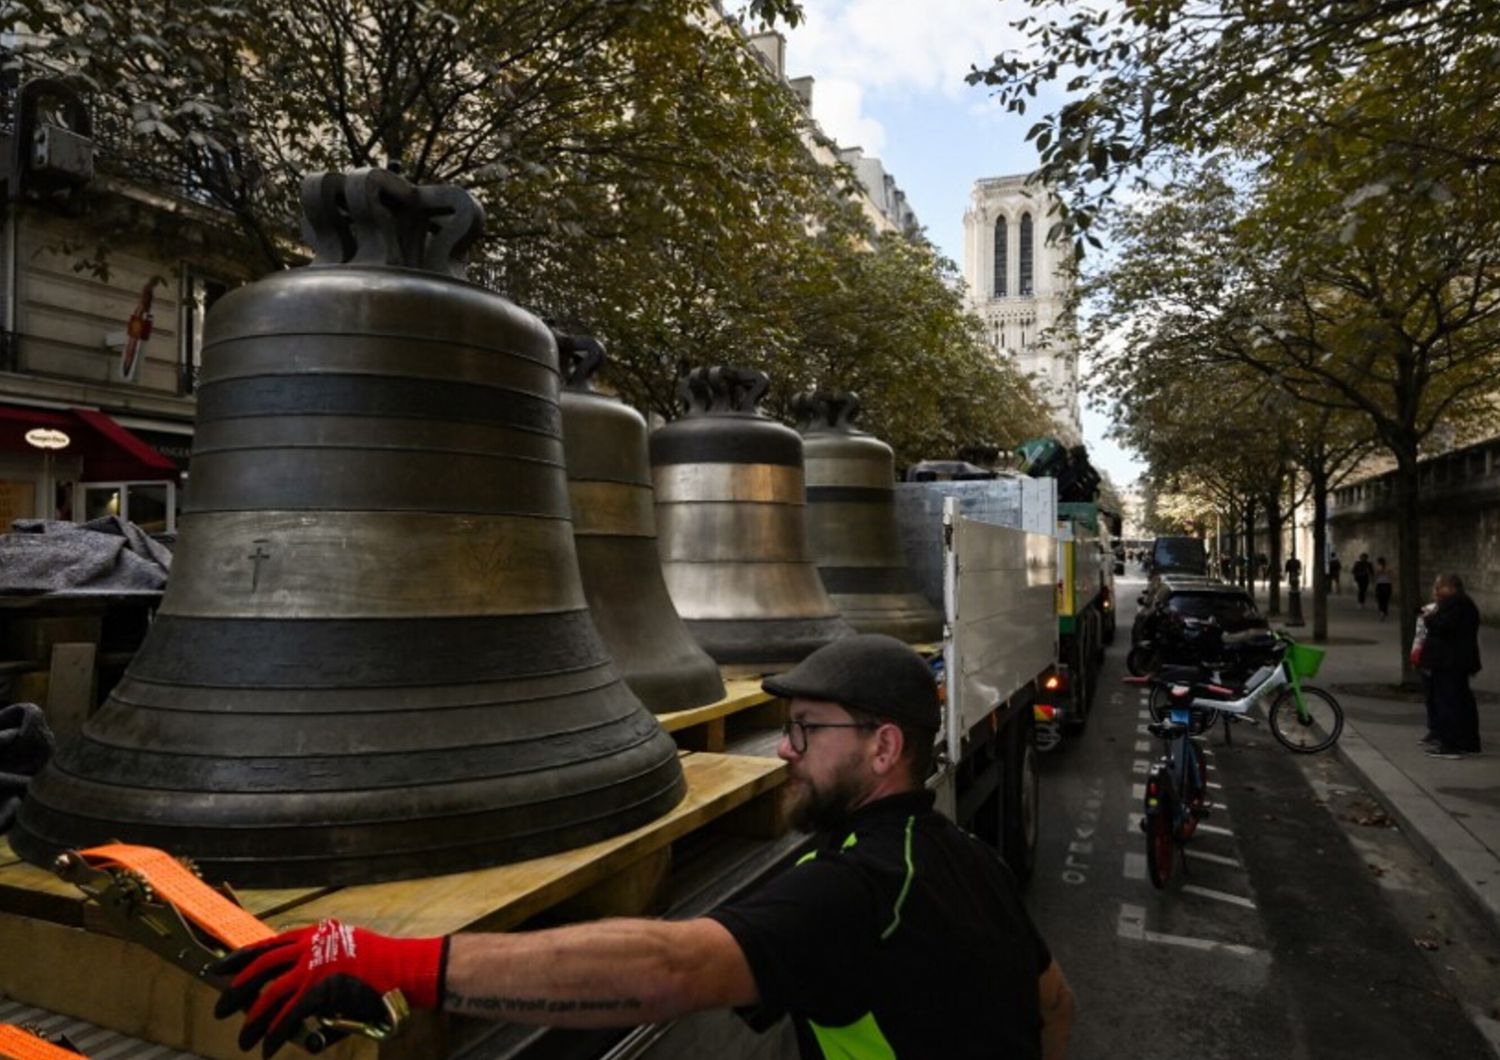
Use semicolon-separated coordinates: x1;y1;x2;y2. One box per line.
0;1025;84;1060
52;844;407;1052
71;843;273;950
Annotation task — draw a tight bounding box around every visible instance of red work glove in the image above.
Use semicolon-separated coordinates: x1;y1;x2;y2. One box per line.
212;918;447;1058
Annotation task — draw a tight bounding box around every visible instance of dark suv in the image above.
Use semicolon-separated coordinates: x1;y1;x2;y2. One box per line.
1129;577;1267;673
1150;536;1208;576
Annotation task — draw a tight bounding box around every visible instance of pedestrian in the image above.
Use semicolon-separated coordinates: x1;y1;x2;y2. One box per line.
1418;573;1482;759
1328;552;1342;594
1352;552;1373;607
1284;555;1303;592
1374;557;1393;620
210;634;1075;1060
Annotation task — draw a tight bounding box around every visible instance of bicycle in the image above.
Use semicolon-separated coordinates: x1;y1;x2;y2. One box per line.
1126;674;1213;888
1145;629;1344;754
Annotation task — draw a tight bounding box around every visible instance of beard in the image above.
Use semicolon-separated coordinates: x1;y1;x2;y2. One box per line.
788;753;870;835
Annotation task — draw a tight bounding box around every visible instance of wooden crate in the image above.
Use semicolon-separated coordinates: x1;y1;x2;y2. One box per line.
0;751;786;1060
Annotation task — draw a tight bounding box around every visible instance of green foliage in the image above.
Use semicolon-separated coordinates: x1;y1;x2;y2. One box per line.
970;0;1500;247
4;0;1045;456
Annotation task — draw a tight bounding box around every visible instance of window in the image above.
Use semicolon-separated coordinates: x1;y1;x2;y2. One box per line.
180;271;229;395
1019;213;1034;295
81;480;177;533
993;217;1007;297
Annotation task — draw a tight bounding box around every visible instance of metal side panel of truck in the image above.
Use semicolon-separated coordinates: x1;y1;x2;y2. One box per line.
892;479;1059;875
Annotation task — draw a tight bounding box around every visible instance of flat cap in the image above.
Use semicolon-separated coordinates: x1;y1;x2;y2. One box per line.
763;633;940;730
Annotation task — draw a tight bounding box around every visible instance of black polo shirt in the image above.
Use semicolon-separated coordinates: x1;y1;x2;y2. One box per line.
707;789;1051;1059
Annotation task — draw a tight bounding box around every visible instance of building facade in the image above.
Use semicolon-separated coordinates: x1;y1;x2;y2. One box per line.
746;31;919;237
961;175;1080;441
0;60;265;535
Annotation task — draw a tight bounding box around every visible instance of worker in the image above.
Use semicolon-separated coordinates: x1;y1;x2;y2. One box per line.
213;633;1074;1059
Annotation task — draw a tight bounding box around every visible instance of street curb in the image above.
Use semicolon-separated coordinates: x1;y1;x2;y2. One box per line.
1333;715;1500;938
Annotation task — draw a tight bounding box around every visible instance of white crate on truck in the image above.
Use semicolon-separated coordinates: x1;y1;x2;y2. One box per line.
892;476;1056;611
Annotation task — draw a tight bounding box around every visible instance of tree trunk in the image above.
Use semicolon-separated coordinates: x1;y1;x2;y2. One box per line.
1394;442;1422;688
1311;466;1329;643
1264;490;1284;616
1242;497;1256;592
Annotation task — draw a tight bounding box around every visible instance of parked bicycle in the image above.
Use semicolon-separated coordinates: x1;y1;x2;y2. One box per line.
1144;627;1344;754
1126;674;1214;887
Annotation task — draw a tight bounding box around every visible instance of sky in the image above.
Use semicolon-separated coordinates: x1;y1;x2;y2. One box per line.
777;0;1147;488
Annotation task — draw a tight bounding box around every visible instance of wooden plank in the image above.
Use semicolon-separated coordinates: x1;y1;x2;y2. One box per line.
44;642;96;745
0;914;443;1060
270;752;786;938
655;678;774;734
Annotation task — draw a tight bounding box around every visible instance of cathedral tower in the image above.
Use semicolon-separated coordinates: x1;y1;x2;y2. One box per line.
961;175;1081;441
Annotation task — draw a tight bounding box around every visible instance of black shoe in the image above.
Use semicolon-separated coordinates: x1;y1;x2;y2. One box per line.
1426;746;1464;760
1419;734;1439;747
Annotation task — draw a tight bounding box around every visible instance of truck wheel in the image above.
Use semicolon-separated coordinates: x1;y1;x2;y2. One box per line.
1065;632;1095;735
1002;713;1039;882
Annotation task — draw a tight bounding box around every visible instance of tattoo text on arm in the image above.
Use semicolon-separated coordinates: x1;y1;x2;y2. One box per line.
445;991;645;1016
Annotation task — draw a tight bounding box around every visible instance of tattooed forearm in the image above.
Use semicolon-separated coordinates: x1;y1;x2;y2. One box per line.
444;991;644;1017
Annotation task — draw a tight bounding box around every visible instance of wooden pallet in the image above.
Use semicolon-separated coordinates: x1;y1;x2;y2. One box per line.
0;750;786;1060
655;677;785;752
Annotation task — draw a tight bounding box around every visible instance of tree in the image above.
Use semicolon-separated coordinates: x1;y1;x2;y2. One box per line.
968;0;1500;250
8;0;1045;466
1084;143;1500;676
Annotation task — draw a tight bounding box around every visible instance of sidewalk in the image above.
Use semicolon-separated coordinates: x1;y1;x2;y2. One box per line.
1259;581;1500;934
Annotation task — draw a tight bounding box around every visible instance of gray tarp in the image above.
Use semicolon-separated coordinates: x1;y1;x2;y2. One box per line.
0;516;172;594
0;702;53;832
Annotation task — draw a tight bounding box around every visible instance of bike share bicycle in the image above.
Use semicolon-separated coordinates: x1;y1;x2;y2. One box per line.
1129;623;1345;887
1126;673;1215;887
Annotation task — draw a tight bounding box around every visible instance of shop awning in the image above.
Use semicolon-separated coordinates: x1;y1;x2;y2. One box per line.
0;403;181;481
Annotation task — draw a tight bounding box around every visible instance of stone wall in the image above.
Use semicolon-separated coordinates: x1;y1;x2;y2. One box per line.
1329;438;1500;620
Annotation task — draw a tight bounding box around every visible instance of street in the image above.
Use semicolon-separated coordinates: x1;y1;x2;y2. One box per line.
1029;576;1500;1060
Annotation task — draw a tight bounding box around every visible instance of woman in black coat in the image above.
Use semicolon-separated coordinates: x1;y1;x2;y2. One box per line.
1421;573;1483;758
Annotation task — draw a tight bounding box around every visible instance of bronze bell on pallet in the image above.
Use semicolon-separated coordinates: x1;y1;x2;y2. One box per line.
12;169;685;887
556;331;725;713
650;366;855;670
794;391;943;644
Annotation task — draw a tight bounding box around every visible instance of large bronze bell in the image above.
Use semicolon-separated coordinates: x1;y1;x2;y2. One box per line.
12;170;685;887
556;332;725;713
651;366;854;669
794;391;943;644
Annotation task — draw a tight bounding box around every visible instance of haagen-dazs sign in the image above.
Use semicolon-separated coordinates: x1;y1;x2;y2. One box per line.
24;428;71;450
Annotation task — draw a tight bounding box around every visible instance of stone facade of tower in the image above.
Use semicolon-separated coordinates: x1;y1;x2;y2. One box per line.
961;175;1081;441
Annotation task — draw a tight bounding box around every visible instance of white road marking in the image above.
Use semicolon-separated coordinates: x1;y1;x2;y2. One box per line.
1123;852;1146;880
1183;884;1257;909
1132;759;1150;774
1117;904;1268;960
1184;849;1240;867
1137;709;1151;720
1195;822;1234;837
1132;782;1146;800
1126;813;1142;834
1207;781;1224;789
1134;739;1151;753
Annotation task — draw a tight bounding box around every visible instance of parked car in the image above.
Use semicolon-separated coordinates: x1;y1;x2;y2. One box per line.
1128;578;1267;674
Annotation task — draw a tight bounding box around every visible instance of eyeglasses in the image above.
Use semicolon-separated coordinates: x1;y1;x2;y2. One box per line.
781;718;878;754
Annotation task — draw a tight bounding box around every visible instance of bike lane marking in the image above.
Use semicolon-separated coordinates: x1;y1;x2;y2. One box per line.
1182;884;1257;909
1116;904;1269;960
1184;849;1240;867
